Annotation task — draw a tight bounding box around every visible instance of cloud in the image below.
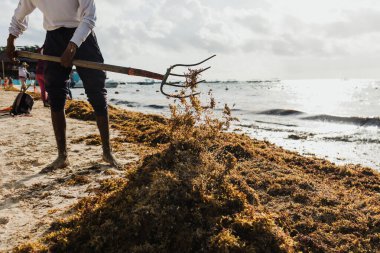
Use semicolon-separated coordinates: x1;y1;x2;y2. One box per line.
94;0;276;55
323;9;380;38
2;0;380;79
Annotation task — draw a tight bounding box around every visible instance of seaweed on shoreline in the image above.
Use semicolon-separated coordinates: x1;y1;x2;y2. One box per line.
12;80;380;252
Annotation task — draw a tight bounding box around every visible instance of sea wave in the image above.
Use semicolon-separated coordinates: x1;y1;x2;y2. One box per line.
323;136;380;144
256;108;380;127
303;115;380;127
109;99;140;108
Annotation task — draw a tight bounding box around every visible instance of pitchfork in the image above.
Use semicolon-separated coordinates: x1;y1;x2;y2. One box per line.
16;51;216;98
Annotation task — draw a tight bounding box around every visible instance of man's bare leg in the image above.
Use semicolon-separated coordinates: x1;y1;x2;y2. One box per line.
21;79;27;92
40;110;69;173
95;113;120;168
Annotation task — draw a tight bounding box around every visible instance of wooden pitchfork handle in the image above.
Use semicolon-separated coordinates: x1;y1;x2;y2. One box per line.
16;51;165;81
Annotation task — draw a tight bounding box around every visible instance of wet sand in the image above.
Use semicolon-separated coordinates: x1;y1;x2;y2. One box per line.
0;90;138;252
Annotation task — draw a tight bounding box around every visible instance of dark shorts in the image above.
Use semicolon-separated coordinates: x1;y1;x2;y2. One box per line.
44;27;107;115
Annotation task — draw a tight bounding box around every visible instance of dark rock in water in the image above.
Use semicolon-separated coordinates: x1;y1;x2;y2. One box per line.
156;90;160;93
80;93;84;96
323;136;352;143
258;109;304;116
136;90;140;92
288;134;307;140
115;91;119;94
225;87;229;90
146;104;165;109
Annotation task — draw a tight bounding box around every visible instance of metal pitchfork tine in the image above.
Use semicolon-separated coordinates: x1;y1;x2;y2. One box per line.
15;51;216;98
160;54;216;98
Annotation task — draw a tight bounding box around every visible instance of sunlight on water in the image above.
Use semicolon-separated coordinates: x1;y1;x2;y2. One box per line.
286;79;352;116
282;79;378;117
71;79;380;170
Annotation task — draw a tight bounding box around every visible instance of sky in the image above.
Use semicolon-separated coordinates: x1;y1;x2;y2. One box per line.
1;0;380;81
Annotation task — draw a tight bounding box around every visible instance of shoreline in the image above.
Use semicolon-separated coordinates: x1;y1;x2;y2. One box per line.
1;89;380;252
70;80;380;171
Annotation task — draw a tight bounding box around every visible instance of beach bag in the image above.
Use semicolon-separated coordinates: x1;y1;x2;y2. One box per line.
10;92;34;115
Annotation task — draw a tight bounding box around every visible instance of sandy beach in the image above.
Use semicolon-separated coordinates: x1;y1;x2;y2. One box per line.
1;89;380;252
0;90;138;252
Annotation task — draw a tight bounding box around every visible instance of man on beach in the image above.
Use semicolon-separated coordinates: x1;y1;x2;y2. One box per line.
18;62;29;92
6;0;119;171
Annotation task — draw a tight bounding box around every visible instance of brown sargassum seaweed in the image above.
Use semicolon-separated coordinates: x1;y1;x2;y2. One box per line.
15;95;380;252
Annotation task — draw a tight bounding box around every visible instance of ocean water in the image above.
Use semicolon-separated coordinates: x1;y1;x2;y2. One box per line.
70;79;380;171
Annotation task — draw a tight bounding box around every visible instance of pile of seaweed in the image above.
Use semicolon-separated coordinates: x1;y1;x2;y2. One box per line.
4;86;20;92
26;90;41;101
15;88;380;252
66;100;170;147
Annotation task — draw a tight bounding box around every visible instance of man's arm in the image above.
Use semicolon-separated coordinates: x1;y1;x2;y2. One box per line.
61;0;96;68
6;34;17;60
7;0;36;60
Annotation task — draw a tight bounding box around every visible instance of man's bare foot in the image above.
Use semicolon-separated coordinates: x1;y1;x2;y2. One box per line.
102;151;121;168
40;155;69;174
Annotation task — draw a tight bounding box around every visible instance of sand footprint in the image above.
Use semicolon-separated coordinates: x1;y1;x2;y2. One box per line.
0;217;10;225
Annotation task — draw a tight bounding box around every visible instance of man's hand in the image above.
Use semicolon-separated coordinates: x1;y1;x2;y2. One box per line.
61;42;78;68
6;34;16;61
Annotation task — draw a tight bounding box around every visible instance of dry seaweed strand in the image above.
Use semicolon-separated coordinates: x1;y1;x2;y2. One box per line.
13;69;380;252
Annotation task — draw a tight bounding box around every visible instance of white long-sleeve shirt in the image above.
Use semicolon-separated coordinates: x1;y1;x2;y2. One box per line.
18;66;29;78
9;0;97;47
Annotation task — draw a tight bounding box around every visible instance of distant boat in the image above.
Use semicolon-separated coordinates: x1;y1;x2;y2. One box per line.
136;79;155;85
246;80;263;83
247;78;280;83
222;80;238;84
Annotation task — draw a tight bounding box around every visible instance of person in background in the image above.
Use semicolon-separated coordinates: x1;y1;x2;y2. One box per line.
18;62;29;92
68;69;76;88
29;71;37;93
36;46;49;107
3;77;9;88
65;79;73;100
9;77;13;87
7;0;120;171
4;77;12;88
